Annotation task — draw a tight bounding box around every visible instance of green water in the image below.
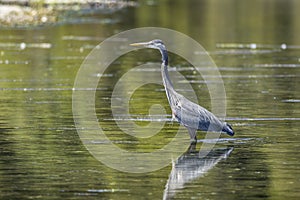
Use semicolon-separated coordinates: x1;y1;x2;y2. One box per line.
0;0;299;199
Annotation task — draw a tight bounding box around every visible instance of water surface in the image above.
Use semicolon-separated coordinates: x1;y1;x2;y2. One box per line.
0;0;300;199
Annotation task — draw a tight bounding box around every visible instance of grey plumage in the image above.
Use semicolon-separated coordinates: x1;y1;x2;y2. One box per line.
130;39;234;142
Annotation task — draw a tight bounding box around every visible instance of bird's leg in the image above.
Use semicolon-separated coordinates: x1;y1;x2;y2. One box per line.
187;128;197;153
171;111;176;121
187;142;197;153
170;111;176;126
187;127;197;144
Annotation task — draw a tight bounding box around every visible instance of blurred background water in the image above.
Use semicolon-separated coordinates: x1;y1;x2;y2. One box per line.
0;0;299;199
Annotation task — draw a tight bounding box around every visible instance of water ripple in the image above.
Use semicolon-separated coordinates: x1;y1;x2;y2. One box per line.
282;99;300;103
255;64;300;68
216;42;300;50
104;116;300;122
0;42;51;50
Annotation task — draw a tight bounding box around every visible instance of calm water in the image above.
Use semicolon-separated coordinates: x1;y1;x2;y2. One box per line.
1;0;300;199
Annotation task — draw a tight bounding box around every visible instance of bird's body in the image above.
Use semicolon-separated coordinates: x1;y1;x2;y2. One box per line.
131;39;234;143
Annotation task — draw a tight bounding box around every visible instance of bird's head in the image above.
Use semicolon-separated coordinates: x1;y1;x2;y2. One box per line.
130;39;166;50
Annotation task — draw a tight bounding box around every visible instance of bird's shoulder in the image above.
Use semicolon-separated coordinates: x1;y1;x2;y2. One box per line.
177;94;205;110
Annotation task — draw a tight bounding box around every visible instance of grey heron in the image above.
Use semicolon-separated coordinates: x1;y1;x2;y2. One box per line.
130;39;234;143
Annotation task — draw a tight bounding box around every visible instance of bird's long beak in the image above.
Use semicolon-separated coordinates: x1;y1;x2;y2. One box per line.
130;42;149;46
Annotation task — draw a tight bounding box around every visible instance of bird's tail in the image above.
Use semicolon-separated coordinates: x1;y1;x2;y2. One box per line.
222;123;234;136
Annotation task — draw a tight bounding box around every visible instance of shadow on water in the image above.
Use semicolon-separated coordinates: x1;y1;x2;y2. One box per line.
163;146;234;200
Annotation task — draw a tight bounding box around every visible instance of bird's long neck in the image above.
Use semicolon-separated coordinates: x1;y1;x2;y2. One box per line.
160;49;168;66
159;48;175;95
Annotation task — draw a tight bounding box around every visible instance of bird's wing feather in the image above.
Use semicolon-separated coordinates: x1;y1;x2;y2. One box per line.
169;91;224;132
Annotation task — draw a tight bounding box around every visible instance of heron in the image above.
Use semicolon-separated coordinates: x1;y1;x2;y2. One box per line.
130;39;234;143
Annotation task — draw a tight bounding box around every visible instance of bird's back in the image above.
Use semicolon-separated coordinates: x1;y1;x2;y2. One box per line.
168;89;225;132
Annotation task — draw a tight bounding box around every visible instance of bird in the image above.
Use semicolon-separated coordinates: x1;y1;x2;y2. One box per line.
130;39;234;143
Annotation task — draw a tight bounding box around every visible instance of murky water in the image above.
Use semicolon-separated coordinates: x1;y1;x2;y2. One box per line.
1;0;300;199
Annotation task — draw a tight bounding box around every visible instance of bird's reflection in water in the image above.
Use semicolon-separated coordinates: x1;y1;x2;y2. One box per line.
163;146;234;200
